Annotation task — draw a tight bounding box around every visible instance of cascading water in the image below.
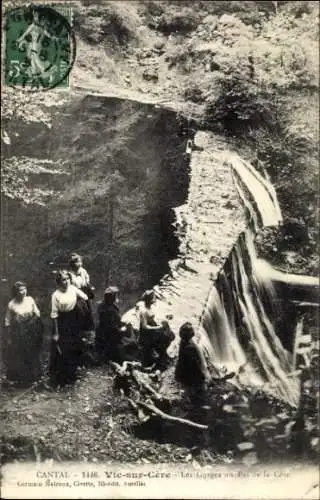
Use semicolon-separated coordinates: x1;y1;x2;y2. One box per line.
198;156;307;407
199;230;300;406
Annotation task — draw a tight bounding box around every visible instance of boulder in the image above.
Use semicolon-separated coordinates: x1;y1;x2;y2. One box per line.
153;40;165;50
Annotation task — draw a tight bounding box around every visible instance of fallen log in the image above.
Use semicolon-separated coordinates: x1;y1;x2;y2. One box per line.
110;360;142;373
133;399;208;431
110;361;164;401
110;361;164;400
131;369;163;400
127;398;150;422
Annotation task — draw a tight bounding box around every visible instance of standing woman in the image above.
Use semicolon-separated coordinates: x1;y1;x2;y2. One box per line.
4;281;43;385
68;253;91;293
49;270;88;388
69;253;96;365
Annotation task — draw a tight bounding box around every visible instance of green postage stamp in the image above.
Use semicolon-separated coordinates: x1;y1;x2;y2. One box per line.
4;3;75;90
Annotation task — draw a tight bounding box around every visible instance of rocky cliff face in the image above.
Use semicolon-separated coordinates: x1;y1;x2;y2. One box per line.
123;132;246;342
1;95;193;317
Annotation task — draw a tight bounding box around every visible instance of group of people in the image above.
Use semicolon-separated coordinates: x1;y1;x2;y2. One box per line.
3;253;211;401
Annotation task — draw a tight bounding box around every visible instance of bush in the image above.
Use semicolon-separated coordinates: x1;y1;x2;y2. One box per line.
165;44;195;72
280;1;317;18
75;2;140;49
157;13;199;34
203;72;278;135
143;1;164;17
148;6;201;35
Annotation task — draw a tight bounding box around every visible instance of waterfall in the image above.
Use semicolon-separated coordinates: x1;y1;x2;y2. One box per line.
198;156;305;406
199;229;300;405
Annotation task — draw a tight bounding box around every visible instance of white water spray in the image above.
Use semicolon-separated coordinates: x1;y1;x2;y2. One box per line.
198;156;307;406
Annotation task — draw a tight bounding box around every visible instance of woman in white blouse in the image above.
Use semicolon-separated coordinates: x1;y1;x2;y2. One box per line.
4;281;43;384
49;270;88;387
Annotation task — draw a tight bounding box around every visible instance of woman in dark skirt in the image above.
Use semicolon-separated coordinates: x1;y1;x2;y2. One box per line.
4;281;43;385
49;270;89;388
68;253;96;366
96;286;139;364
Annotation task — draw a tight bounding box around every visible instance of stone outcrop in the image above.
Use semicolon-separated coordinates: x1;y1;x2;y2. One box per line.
123;131;246;354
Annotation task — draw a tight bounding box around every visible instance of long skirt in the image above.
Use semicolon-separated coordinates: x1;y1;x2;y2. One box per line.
48;306;83;387
140;325;174;368
5;316;43;385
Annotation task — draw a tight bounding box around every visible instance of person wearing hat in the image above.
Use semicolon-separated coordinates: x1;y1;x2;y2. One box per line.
139;290;174;370
95;286;139;364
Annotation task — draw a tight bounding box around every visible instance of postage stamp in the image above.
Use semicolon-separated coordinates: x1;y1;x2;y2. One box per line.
4;3;76;90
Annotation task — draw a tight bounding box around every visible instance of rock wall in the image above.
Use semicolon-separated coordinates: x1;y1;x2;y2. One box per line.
1;95;192;318
123;131;247;354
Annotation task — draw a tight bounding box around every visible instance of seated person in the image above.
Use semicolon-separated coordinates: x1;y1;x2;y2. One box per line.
96;286;139;364
175;322;210;404
139;290;174;370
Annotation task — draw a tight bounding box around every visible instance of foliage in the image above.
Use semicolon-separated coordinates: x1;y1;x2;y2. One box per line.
76;0;141;49
154;11;200;35
142;1;164;19
143;1;201;34
204;73;278;135
186;5;319;262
